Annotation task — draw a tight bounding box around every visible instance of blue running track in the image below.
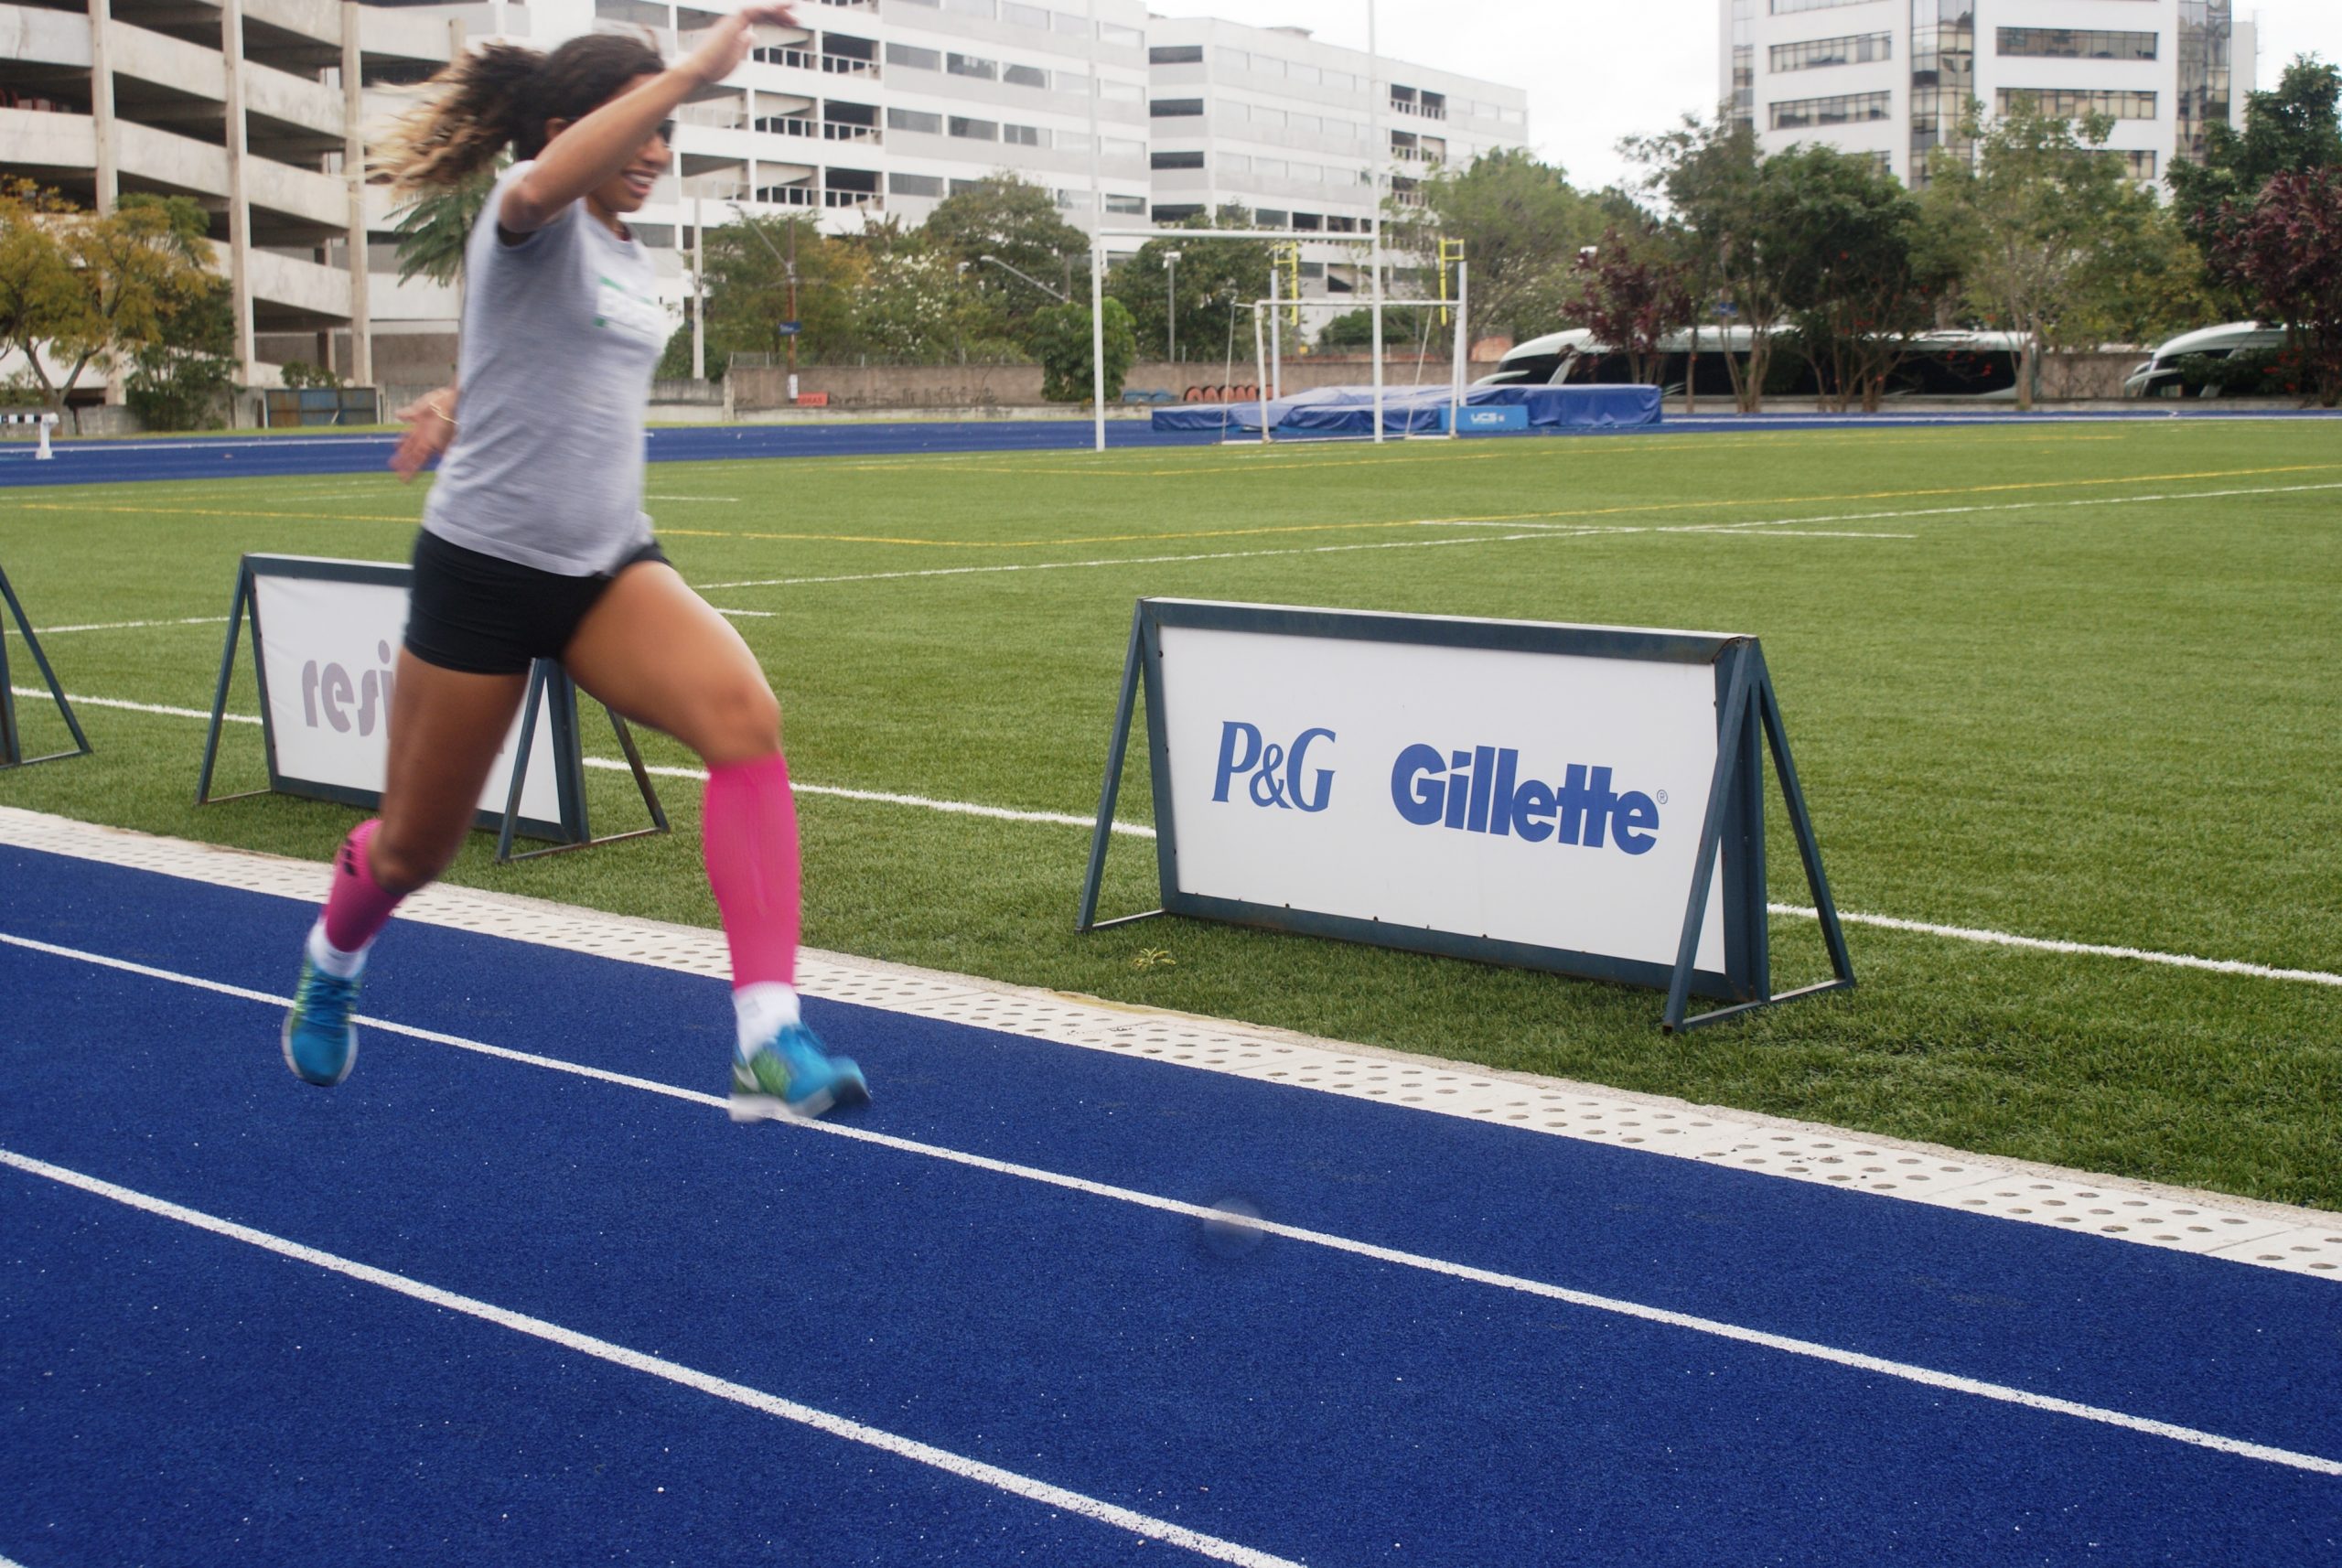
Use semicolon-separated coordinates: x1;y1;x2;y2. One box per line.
5;409;2340;489
2;841;2337;1566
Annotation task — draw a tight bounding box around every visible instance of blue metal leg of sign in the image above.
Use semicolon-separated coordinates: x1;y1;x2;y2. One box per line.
0;564;93;770
493;660;669;865
194;566;260;803
1664;652;1855;1033
1076;607;1163;932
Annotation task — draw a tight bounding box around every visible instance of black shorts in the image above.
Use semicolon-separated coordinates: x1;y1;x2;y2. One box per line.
404;529;668;676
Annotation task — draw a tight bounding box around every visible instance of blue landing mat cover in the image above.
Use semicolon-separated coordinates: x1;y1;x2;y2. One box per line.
1150;381;1665;435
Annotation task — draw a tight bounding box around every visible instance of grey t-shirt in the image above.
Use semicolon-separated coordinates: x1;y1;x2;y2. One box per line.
422;160;666;575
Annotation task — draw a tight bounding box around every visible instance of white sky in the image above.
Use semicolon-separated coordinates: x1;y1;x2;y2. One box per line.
1141;0;2342;194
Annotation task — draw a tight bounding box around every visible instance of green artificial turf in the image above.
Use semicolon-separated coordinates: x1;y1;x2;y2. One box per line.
4;420;2337;1208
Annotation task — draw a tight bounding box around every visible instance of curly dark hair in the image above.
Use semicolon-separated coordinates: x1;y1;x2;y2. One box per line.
376;32;666;192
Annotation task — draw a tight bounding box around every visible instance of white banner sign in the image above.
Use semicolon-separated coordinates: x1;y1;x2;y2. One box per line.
1154;622;1726;973
252;566;563;825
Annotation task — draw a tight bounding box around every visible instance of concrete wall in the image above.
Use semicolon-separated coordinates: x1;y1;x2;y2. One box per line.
730;357;1505;412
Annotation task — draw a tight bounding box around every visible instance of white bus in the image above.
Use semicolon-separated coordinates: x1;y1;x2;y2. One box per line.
1481;327;2025;401
2122;322;2290;398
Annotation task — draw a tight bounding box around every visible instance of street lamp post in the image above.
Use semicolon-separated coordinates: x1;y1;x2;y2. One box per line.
978;252;1068;303
1165;248;1182;363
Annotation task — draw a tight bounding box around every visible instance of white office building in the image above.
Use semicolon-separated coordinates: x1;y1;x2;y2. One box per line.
1721;0;2255;188
3;0;1530;393
1143;16;1528;295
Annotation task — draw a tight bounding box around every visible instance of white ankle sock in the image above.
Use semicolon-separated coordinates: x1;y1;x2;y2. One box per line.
306;917;370;981
733;983;800;1056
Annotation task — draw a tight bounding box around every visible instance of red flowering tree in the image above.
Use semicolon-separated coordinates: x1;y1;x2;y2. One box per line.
2210;166;2342;407
1568;226;1695;390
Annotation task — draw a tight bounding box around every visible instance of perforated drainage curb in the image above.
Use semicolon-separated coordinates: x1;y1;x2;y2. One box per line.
5;805;2337;1282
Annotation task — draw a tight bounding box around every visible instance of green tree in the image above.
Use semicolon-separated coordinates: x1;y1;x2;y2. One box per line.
1108;207;1274;367
2170;56;2342;243
917;173;1088;338
0;184;218;428
125;274;235;430
1316;306;1434;349
1391;148;1605;342
1627;112;1794;413
682;211;864;373
1031;295;1135;402
1764;146;1939;412
1921;106;2165;409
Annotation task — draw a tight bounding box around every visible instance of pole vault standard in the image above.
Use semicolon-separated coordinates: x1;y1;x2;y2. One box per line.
1088;229;1383;454
1222;285;1469;443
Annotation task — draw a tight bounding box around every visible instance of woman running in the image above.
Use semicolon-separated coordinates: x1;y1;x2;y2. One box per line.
281;8;867;1122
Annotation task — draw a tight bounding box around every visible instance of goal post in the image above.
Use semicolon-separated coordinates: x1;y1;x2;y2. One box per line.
1090;228;1387;453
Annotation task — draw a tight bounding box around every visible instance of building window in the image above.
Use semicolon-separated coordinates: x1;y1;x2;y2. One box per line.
1052;9;1087;34
1101;135;1145;159
1770;91;1894;129
1002;1;1049;26
1151;204;1204;223
1254;209;1289;228
1003;63;1048;89
2105;147;2159;179
884;43;940;71
940;0;994;15
1150;98;1204;117
1151;149;1205;169
1769;0;1880;12
948;115;1000;141
1997;28;2157;62
1099;21;1142;47
1770;32;1893;72
1100;79;1144;102
1004;123;1047;147
888;172;944;197
946;52;998;81
1104;193;1146;215
1149;45;1204;64
886;108;940;134
1998;88;2157;120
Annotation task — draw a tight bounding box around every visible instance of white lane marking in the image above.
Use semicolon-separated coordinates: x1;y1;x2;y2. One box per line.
16;689;2336;981
695;476;2342;593
0;1148;1305;1568
1770;903;2342;989
9;688;256;725
572;754;1137;836
4;616;229;638
3;932;2337;1482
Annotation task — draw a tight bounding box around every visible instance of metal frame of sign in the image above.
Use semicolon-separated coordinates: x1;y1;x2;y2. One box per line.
195;553;667;863
1078;598;1854;1031
0;563;92;769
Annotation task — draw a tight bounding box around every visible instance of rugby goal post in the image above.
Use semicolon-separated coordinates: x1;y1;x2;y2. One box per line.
1225;259;1469;445
1090;228;1390;452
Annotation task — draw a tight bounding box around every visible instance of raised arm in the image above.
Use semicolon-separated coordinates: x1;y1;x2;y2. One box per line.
500;4;800;233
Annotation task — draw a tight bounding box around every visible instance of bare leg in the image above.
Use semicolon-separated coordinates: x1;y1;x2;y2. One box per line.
564;560;865;1116
372;650;531;894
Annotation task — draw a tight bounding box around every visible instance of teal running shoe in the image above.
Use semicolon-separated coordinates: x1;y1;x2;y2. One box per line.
731;1022;869;1122
282;955;360;1087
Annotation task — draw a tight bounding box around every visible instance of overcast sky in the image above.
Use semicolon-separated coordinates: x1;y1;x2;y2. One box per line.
1142;0;2342;194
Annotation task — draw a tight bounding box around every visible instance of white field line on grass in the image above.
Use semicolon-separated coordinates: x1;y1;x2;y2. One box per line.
0;1147;1305;1568
16;685;2341;987
694;479;2342;593
2;935;2337;1483
4;616;229;638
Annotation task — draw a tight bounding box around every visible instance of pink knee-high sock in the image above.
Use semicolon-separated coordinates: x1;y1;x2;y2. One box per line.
322;818;404;954
703;753;801;990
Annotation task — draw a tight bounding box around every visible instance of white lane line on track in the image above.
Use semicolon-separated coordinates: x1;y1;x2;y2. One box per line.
0;1146;1305;1568
3;929;2337;1481
16;688;2337;983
